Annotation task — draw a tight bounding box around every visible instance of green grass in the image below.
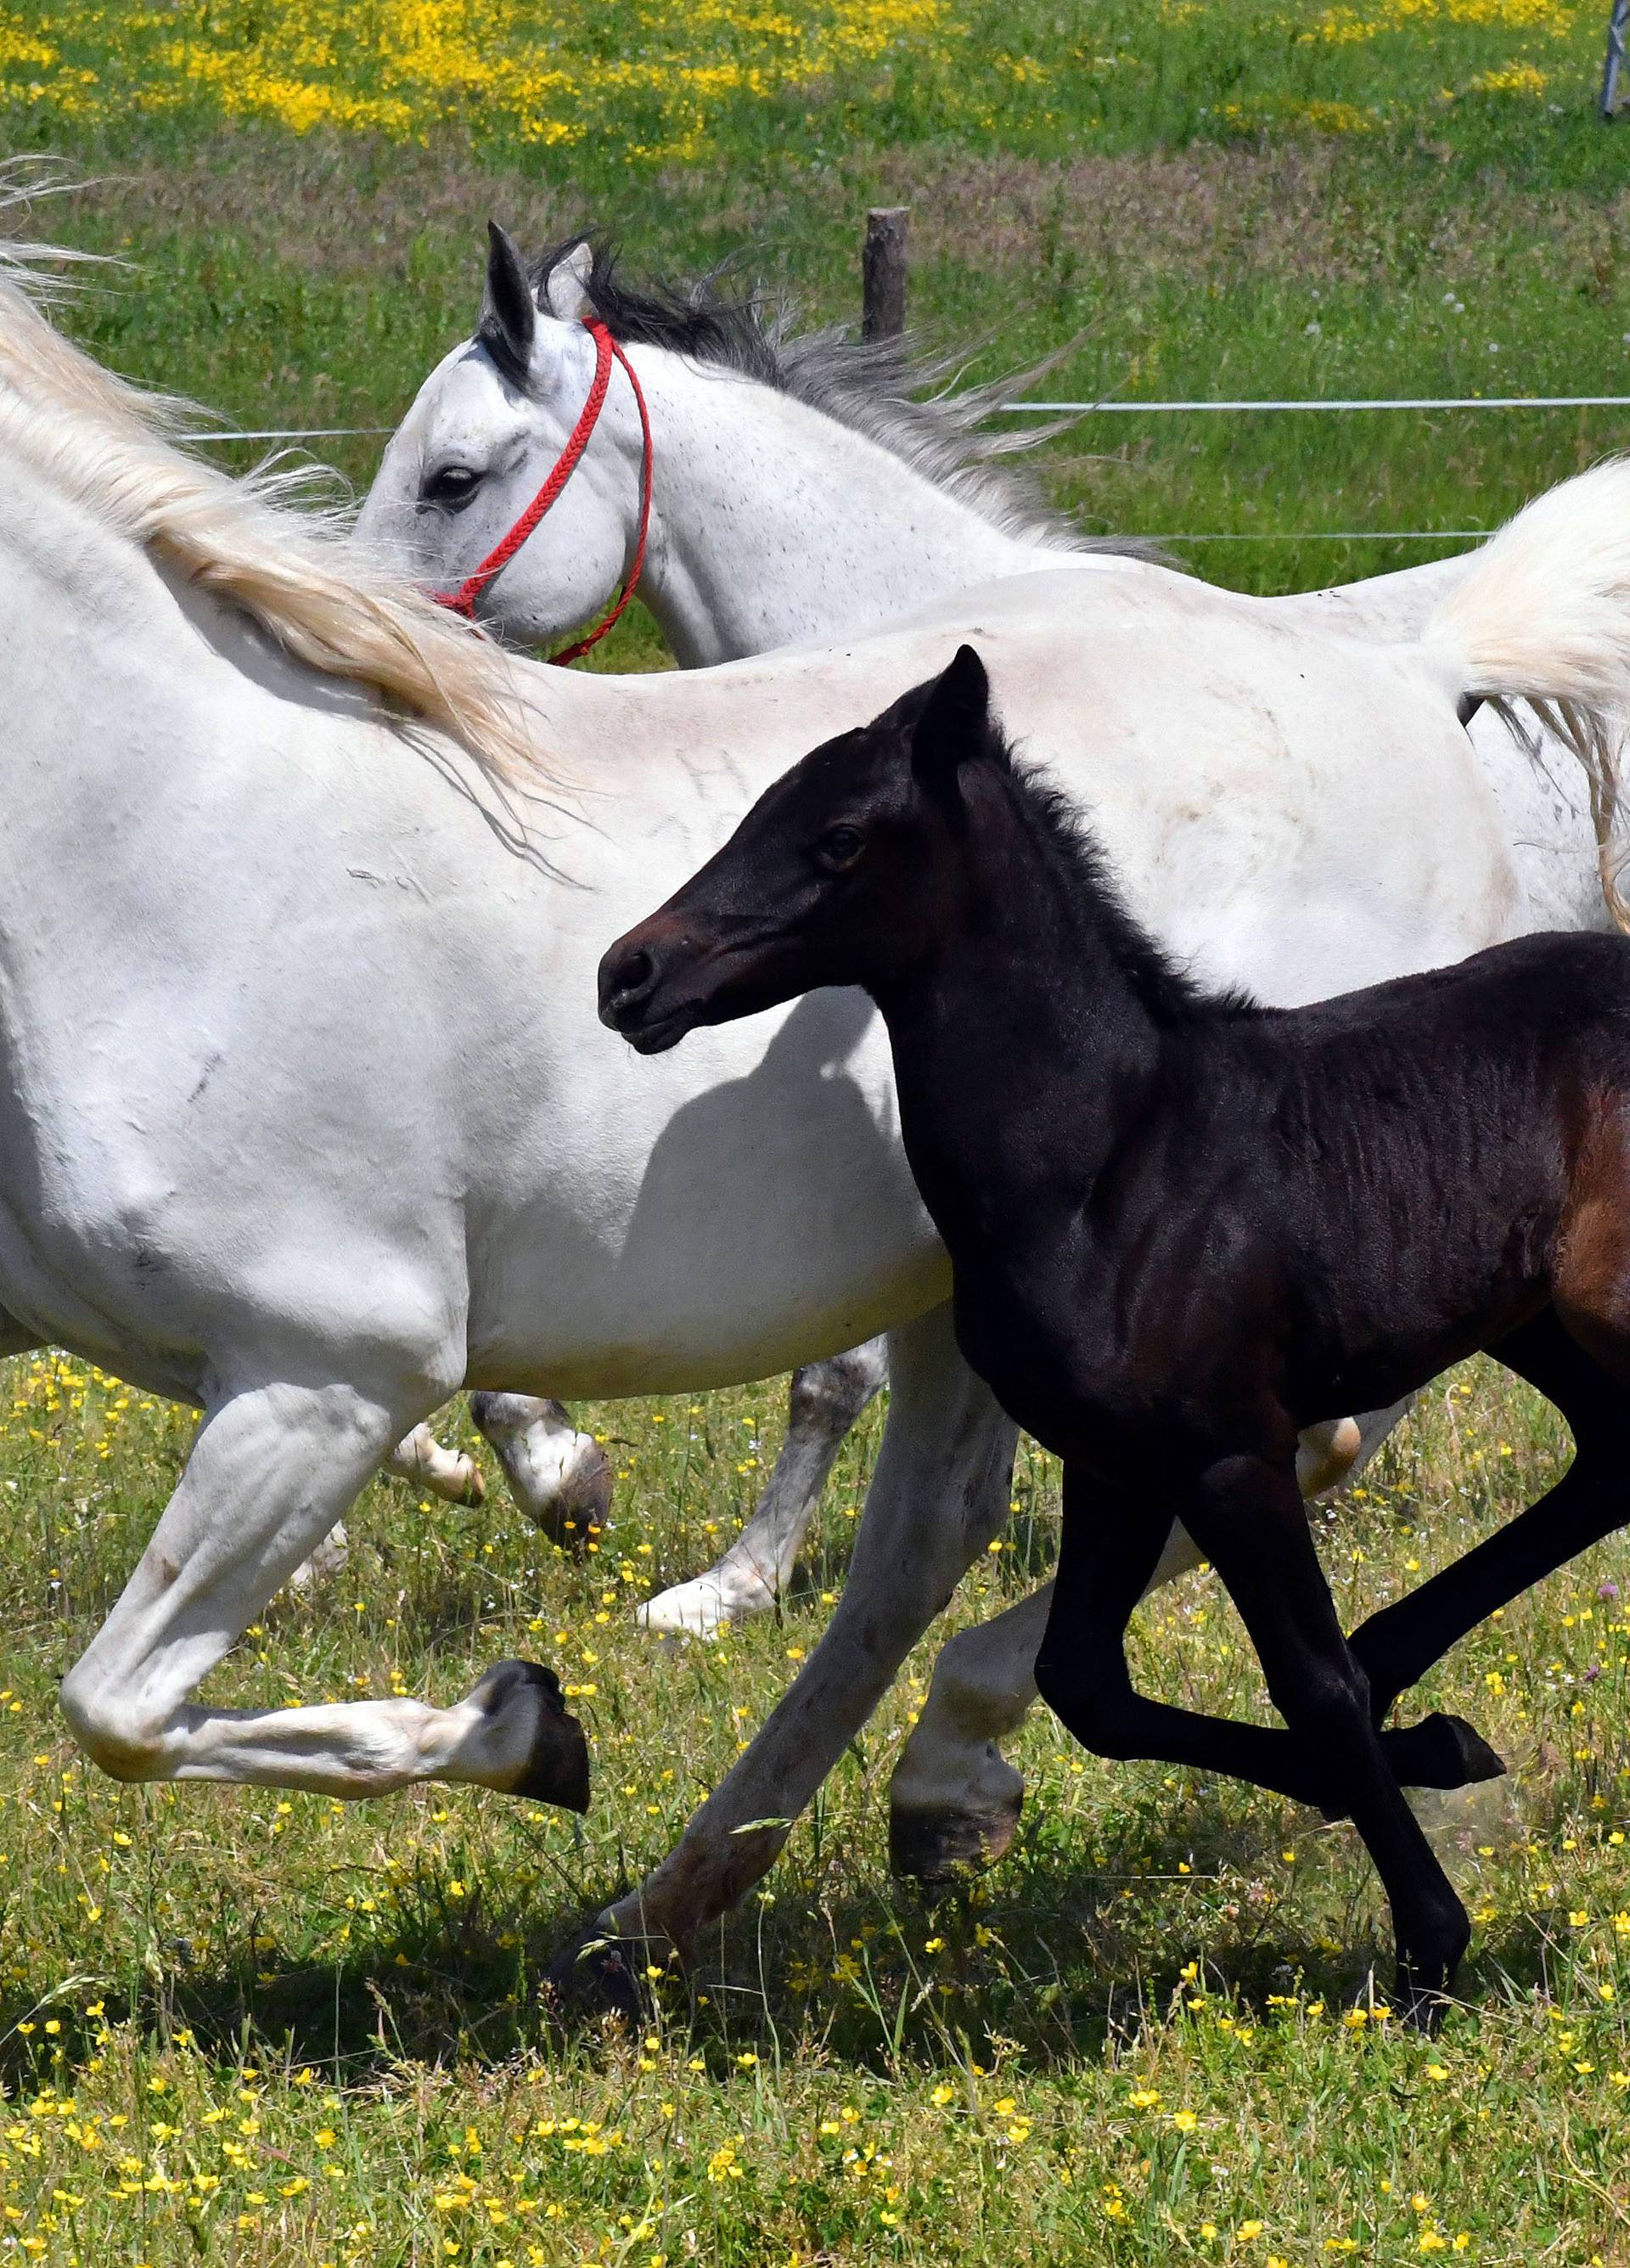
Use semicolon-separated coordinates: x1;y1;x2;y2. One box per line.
6;0;1630;613
1;2;1629;2260
0;1359;1627;2264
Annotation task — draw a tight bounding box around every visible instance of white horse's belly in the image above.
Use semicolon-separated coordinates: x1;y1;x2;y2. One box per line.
464;988;950;1395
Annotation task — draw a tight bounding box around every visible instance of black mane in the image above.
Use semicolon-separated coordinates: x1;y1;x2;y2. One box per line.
523;231;1164;564
1004;756;1253;1025
532;231;783;384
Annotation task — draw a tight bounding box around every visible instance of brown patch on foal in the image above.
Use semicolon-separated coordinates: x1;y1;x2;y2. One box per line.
1554;1095;1630;1376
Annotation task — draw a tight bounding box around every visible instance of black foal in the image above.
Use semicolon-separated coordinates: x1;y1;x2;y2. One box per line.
599;644;1630;2021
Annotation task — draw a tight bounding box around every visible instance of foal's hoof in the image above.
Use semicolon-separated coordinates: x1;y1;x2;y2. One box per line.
470;1658;590;1813
1386;1711;1507;1793
543;1921;648;2027
889;1785;1024;1883
1394;1964;1455;2034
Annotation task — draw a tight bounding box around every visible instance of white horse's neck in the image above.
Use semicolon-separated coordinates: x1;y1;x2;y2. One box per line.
626;351;1113;667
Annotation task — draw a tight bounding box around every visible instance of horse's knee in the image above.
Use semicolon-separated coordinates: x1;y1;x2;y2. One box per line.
59;1667;164;1782
1279;1654;1374;1747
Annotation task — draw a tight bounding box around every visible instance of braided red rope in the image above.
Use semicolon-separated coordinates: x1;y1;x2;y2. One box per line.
431;317;654;667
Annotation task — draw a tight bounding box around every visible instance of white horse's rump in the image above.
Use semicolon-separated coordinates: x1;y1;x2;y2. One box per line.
5;225;1630;1978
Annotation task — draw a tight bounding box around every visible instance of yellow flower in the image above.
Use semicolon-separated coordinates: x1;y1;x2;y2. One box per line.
1172;2108;1198;2132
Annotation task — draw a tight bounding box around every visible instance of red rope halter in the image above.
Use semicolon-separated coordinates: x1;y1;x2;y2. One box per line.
431;317;654;666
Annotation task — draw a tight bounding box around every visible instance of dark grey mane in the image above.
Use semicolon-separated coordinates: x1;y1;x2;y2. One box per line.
1006;757;1251;1022
531;231;1164;563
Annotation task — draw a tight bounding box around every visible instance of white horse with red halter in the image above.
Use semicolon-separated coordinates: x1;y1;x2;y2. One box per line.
360;226;1622;1874
13;211;1630;2001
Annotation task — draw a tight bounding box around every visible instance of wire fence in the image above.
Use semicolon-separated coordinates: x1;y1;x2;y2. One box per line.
183;390;1630;546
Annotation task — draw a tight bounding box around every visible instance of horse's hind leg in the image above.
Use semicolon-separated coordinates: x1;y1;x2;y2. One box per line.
641;1338;889;1637
1348;1308;1629;1724
546;1308;1014;2012
468;1395;610;1546
57;1380;587;1808
287;1416;486;1595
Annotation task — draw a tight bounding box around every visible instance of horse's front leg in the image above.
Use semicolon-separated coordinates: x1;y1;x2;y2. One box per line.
385;1420;486;1506
890;1518;1205;1881
641;1338;890;1636
57;1381;587;1808
891;1396;1415;1880
547;1306;1015;2018
1183;1455;1471;2023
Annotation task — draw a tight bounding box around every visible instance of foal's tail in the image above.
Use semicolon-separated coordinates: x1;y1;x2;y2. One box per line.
1425;458;1630;928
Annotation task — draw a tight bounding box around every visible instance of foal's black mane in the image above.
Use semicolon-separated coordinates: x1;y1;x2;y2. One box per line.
1003;753;1252;1026
520;230;1163;562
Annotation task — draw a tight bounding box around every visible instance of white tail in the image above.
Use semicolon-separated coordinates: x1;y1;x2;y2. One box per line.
1427;459;1630;929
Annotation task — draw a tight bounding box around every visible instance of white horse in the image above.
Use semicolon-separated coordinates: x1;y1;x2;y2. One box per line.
359;223;1625;1878
6;223;1629;2013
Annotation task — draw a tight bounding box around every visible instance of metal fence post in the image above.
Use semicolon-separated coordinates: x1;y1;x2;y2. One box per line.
863;207;910;340
1604;0;1629;115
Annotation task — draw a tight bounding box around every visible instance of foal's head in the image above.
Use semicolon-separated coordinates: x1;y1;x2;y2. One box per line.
599;644;1007;1051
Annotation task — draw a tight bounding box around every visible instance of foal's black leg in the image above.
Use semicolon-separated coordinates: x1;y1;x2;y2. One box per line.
1347;1313;1627;1723
1037;1479;1358;1809
1181;1455;1470;2025
1036;1475;1503;1813
1037;1460;1469;2019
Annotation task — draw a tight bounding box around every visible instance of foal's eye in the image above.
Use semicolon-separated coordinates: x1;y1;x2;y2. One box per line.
813;824;866;872
421;464;482;511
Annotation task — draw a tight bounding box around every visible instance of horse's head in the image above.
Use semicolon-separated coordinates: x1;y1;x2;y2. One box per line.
599;644;1005;1052
356;222;639;645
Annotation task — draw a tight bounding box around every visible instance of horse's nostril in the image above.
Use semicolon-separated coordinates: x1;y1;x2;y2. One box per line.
618;948;655;1002
599;939;664;1029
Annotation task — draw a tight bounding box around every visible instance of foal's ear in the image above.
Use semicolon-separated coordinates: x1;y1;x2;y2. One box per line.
908;645;999;797
541;240;595;324
482;221;537;373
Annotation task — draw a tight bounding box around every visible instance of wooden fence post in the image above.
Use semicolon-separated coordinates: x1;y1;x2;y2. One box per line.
863;206;910;340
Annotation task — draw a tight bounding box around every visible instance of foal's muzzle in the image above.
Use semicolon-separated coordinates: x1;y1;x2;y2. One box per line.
598;921;704;1054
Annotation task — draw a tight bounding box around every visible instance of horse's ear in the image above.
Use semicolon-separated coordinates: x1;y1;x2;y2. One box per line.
541;240;595;323
483;221;537;369
909;645;998;796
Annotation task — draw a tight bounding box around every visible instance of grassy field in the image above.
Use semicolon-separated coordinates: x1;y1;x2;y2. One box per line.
0;1364;1626;2265
2;0;1630;2262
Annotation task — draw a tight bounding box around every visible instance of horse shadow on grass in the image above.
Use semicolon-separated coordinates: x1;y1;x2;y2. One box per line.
2;1742;1596;2097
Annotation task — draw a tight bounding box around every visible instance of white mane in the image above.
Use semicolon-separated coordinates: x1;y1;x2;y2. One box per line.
0;212;544;787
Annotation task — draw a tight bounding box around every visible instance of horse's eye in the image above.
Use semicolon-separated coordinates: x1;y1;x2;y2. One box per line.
421;464;481;511
814;824;866;872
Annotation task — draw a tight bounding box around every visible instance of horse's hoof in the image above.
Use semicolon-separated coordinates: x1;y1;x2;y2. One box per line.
1431;1713;1506;1787
543;1922;648;2026
1393;1965;1453;2035
889;1785;1023;1883
469;1658;590;1812
469;1395;612;1547
639;1567;778;1637
1382;1710;1507;1793
457;1460;486;1509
